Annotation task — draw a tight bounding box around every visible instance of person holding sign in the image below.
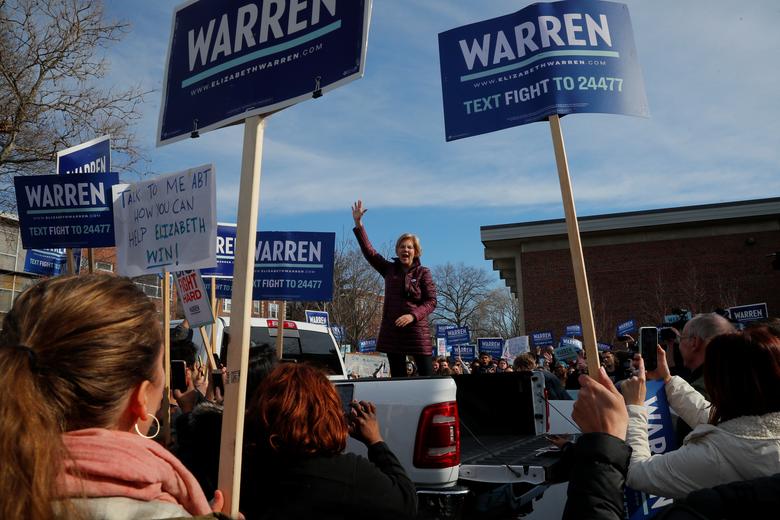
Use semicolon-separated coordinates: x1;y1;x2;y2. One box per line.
0;275;219;520
352;200;437;377
620;327;780;499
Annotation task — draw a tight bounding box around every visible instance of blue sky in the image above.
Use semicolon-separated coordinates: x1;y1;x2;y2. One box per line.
103;0;780;283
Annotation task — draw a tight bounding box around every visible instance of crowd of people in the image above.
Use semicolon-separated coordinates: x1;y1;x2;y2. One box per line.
1;271;778;519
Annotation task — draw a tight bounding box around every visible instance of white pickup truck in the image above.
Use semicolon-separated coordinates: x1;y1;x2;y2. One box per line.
190;317;560;519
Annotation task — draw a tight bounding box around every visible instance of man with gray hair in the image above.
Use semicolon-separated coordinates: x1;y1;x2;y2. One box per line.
674;312;735;444
679;312;735;399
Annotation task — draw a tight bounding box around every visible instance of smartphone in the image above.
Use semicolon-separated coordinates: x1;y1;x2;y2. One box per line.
335;383;355;416
211;369;224;396
639;327;659;371
170;360;188;393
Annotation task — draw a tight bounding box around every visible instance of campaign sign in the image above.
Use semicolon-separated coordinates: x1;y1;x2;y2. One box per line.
56;135;111;174
453;344;476;362
555;336;583;362
112;165;216;277
436;323;456;338
564;323;582;337
200;224;335;302
14;173;119;249
437;337;449;357
359;338;377;353
624;380;677;519
531;330;554;347
200;223;238;278
174;270;215;327
438;1;648;141
598;342;613;351
446;327;471;346
331;325;346;343
23;248;81;276
158;0;372;145
728;303;768;324
617;319;637;336
477;337;504;359
663;310;692;324
502;335;530;364
305;310;329;327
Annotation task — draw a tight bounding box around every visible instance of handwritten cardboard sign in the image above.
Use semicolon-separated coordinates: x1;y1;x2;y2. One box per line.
112;165;216;276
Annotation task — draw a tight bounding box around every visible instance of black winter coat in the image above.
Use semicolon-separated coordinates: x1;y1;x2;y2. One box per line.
240;441;417;520
354;226;436;355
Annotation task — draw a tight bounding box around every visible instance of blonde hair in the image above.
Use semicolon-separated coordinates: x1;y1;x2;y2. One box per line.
0;274;162;520
396;233;422;257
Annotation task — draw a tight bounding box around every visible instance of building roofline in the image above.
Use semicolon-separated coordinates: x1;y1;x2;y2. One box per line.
481;197;780;242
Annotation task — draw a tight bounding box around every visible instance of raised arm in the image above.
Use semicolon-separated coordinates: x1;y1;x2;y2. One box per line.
351;200;391;275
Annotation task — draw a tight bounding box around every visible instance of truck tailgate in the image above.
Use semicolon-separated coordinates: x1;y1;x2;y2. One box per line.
459;434;562;484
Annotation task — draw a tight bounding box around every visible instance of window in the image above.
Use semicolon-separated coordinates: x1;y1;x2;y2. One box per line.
253;301;260;314
268;303;278;319
223;299;232;312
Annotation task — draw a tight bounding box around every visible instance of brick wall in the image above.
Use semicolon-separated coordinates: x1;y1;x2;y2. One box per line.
522;230;780;342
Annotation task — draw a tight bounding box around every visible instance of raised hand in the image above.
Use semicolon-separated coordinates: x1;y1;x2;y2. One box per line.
351;200;367;227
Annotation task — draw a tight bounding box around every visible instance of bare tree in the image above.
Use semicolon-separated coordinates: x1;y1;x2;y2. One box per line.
326;238;384;348
0;0;149;205
431;262;493;328
471;287;523;339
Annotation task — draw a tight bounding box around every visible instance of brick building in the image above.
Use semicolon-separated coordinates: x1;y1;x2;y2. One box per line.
481;198;780;343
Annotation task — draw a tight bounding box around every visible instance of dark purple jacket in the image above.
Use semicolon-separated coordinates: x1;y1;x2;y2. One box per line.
354;226;437;355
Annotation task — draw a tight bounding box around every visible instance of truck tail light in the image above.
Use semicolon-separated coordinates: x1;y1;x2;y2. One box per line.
413;401;460;468
267;320;297;329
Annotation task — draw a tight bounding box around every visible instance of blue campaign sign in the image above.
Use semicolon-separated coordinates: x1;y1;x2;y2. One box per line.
453;344;476;362
616;319;637;336
728;303;768;324
331;325;346;343
56;135;111;174
598;342;613;351
446;326;471;346
436;324;456;338
359;338;376;353
158;0;372;145
305;310;329;327
203;277;233;299
477;337;504;359
565;323;582;337
624;380;677;519
201;226;335;301
438;1;648;141
555;336;583;362
14;173;119;249
23;248;81;276
663;310;692;324
531;330;554;347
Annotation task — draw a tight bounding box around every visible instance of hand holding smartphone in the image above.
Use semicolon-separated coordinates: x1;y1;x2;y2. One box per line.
639;327;659;371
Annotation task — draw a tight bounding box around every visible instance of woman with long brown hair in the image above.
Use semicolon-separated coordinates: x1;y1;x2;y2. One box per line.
241;363;417;519
0;275;216;519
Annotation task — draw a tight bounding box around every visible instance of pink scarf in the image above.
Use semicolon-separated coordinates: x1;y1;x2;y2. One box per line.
57;428;211;516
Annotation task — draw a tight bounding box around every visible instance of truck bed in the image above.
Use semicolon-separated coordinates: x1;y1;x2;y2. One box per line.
454;373;563;484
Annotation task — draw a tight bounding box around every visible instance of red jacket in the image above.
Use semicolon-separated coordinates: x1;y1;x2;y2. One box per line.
354;226;437;355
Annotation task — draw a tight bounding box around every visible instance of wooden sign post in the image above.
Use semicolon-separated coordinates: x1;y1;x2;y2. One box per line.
161;271;172;445
217;115;266;516
548;115;600;378
275;301;287;360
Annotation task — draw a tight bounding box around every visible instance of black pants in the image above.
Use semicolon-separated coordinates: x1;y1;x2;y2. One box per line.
387;352;433;377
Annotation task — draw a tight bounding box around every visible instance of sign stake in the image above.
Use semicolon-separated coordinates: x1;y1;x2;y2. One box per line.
548;115;600;377
275;301;287;359
211;276;218;355
217;115;266;515
161;271;172;445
